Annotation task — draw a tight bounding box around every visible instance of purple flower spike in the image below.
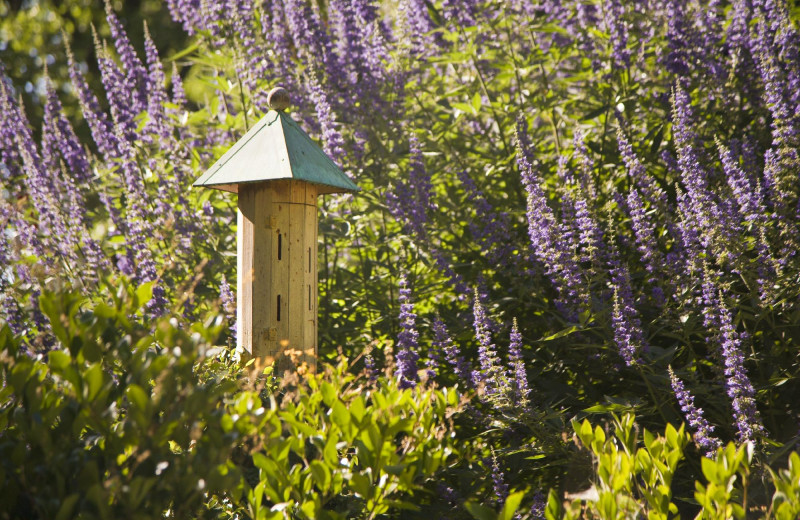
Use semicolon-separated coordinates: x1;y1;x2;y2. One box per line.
396;276;419;389
434;317;474;387
516;118;587;315
508;318;531;407
104;0;148;112
609;260;647;366
386;135;434;238
307;75;346;166
66;42;119;159
669;367;722;456
143;23;170;140
490;450;509;503
472;289;508;398
603;0;630;69
701;274;764;442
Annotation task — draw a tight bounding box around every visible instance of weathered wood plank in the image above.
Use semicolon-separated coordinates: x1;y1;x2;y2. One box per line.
288;201;306;367
303;203;318;371
237;185;256;356
271;197;291;364
251;184;274;357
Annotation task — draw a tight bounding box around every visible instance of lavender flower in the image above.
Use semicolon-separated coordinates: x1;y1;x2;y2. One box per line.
627;187;664;291
608;245;647;365
516;119;587;315
472;289;508;398
530;491;547;520
170;62;187;110
284;0;340;85
41;80;91;181
386;136;434;238
750;19;799;150
508;318;531;407
701;274;764;442
165;0;203;34
616;128;667;209
663;0;696;75
396;276;419;389
603;0;630;69
65;41;119;159
716;294;763;442
143;23;170;141
668;367;722;456
490;450;509;503
104;0;148;112
717;139;776;296
364;350;378;383
94;32;138;142
397;0;438;56
306;75;346;165
434;317;474;387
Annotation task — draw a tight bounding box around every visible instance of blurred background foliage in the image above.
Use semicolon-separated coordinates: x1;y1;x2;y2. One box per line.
0;0;187;136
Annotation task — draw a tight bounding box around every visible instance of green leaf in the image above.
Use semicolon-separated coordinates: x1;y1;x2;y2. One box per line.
309;460;331;492
133;282;154;311
84;363;104;402
499;490;526;520
539;325;581;342
464;500;497;520
701;456;718;484
126;384;149;412
49;350;72;372
54;493;80;520
545;489;563;520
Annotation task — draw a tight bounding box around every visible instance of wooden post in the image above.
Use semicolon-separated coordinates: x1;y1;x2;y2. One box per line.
192;87;358;373
237;180;318;371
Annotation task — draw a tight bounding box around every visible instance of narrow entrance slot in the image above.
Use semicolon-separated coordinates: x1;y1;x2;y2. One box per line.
278;234;282;260
277;295;281;321
308;247;311;272
308;285;311;310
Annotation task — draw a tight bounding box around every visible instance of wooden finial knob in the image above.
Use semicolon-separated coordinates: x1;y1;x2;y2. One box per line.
267;87;291;111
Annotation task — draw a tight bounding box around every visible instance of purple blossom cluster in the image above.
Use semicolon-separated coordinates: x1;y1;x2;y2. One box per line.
434;317;474;387
608;247;647;366
516;120;587;317
669;367;722;456
472;289;509;400
508;319;531;407
396;276;420;389
386;136;434;239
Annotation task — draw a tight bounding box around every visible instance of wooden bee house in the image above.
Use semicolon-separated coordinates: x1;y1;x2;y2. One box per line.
193;88;358;371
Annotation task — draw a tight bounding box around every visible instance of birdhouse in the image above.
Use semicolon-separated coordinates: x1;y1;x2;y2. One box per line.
193;87;358;372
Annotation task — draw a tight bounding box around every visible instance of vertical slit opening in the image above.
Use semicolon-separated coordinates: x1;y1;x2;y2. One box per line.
277;295;281;321
278;234;282;260
308;247;311;272
308;285;311;310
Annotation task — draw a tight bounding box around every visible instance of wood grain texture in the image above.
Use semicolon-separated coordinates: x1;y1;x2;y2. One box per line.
236;180;320;372
236;185;255;356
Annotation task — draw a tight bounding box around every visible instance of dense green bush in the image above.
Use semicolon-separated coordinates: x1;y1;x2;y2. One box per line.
0;286;476;518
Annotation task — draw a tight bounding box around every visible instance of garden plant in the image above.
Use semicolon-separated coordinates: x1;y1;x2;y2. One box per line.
1;0;800;518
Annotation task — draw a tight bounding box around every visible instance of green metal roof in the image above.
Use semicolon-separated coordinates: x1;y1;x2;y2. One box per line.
192;110;359;194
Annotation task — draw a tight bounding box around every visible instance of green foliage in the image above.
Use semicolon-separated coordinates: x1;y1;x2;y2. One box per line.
546;416;800;520
239;366;469;519
769;452;800;520
563;415;689;520
0;283;476;519
0;281;241;519
694;442;753;520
